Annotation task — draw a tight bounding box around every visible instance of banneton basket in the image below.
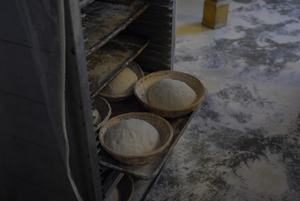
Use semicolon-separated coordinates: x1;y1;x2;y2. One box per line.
105;174;134;201
99;61;144;102
117;174;134;201
92;96;112;132
99;112;173;165
134;70;206;118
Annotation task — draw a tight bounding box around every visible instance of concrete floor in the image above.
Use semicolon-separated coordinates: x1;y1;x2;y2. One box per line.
146;0;300;200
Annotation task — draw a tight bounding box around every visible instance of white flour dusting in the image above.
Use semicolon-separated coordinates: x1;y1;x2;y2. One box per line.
148;79;197;109
226;151;288;197
105;119;160;156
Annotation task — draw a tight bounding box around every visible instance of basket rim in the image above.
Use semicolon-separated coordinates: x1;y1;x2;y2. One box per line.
99;112;173;159
134;70;206;112
99;62;144;99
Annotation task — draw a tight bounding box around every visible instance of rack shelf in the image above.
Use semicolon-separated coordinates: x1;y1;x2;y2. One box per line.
97;95;202;180
87;34;149;97
82;0;149;56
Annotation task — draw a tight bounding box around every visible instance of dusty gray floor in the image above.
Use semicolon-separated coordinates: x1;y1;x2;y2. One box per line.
146;0;300;200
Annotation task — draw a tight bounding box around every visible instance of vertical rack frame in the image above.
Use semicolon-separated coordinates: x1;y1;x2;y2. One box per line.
64;0;103;200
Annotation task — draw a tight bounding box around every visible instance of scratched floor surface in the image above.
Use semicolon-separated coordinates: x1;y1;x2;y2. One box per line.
146;0;300;200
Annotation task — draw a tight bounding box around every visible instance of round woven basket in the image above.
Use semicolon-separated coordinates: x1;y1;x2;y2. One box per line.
105;174;134;201
92;96;112;132
99;112;173;165
99;62;144;102
117;174;134;201
134;70;206;118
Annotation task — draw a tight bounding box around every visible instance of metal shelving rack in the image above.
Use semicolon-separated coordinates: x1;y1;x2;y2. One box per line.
76;0;200;200
74;0;197;200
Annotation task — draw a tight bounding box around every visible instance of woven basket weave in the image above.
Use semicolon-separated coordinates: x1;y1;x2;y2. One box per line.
134;70;206;118
99;62;144;102
99;112;173;165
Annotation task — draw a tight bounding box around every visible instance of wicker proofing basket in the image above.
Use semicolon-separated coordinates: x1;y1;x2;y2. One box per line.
134;70;206;118
117;174;134;201
92;96;112;132
99;112;173;165
105;174;134;201
99;61;144;102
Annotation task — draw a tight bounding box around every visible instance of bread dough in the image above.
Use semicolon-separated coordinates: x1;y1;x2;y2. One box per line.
105;119;160;156
102;67;138;95
148;79;197;109
105;187;118;201
92;109;102;125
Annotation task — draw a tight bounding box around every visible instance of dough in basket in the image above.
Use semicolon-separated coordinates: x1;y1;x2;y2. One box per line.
105;119;160;156
102;67;138;95
148;79;197;109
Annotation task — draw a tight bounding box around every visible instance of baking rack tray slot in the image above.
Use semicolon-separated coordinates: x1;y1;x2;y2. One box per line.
82;0;149;56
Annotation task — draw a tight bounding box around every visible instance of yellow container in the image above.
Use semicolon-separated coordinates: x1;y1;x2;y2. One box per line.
202;0;229;29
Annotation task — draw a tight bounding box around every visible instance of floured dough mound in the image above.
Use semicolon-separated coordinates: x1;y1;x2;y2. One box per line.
105;119;160;156
148;79;197;109
105;187;118;201
92;109;102;125
102;67;138;95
